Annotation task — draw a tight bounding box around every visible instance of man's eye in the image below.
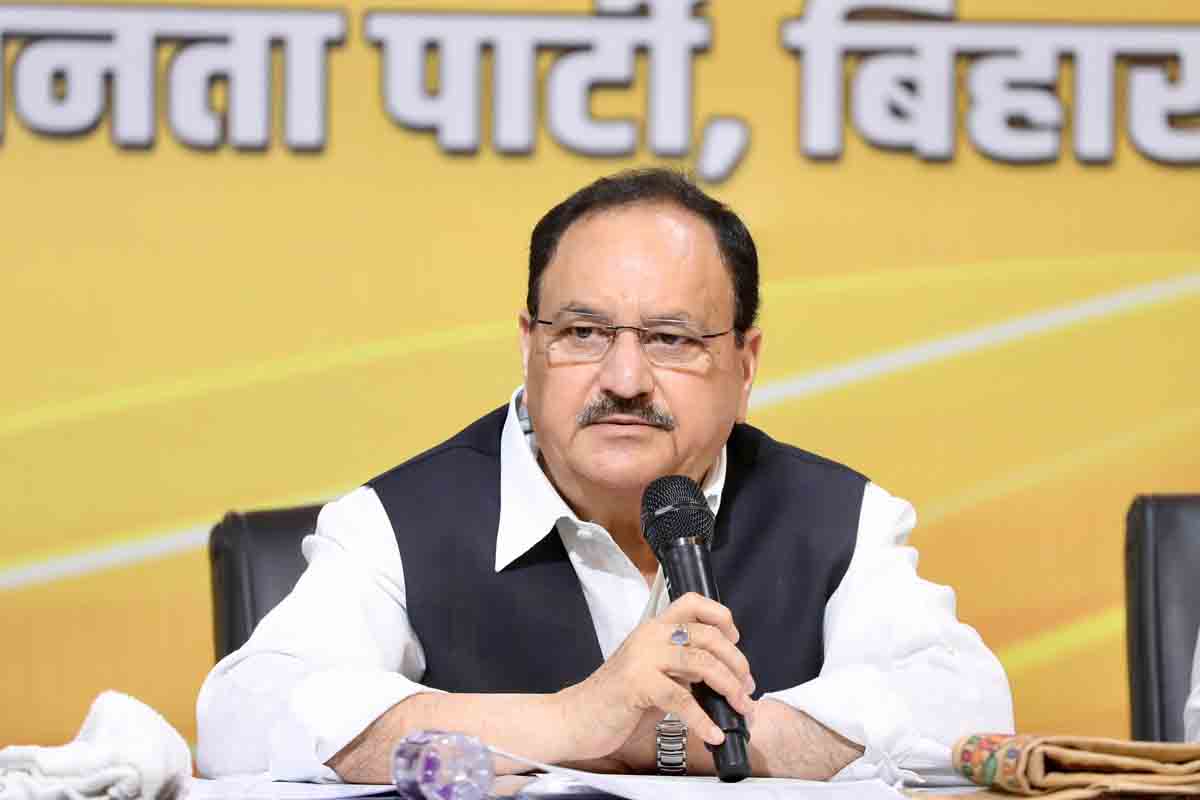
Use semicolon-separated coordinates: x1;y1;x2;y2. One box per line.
648;332;689;348
567;325;599;340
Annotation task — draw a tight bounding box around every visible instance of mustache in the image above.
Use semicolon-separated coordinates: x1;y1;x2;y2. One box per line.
576;395;677;431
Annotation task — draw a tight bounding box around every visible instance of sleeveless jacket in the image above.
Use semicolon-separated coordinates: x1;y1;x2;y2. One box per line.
368;405;866;697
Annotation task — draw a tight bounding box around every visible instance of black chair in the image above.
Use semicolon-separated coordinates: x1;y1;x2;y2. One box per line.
1125;494;1200;742
208;505;321;662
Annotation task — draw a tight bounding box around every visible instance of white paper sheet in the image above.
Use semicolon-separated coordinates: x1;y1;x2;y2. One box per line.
519;772;905;799
188;776;395;800
491;748;907;800
188;755;952;800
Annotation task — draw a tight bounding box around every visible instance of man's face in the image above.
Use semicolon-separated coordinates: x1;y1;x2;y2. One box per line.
519;202;761;501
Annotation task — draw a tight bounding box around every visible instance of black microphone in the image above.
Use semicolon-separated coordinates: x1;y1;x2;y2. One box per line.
641;475;751;783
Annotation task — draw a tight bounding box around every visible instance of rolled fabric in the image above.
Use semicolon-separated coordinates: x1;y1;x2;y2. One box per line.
0;692;191;800
954;733;1200;799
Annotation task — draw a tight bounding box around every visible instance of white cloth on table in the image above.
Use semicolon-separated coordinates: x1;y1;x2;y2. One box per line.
196;386;1014;785
0;692;190;800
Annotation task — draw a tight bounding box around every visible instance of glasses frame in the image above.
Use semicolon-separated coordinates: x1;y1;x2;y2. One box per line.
532;314;736;368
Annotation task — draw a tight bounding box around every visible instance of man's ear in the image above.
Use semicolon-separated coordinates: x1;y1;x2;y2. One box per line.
735;327;763;423
519;311;533;381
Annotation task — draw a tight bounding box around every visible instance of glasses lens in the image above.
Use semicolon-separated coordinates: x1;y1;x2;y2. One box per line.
641;327;707;367
545;317;612;363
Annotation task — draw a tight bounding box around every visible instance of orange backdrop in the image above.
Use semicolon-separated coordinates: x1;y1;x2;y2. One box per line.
2;0;1198;749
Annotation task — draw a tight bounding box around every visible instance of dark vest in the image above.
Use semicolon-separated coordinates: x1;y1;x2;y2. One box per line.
368;406;866;698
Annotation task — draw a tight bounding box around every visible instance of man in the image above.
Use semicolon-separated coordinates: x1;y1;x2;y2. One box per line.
197;169;1013;783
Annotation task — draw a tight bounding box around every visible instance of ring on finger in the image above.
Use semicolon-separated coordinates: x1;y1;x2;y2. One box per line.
669;623;690;647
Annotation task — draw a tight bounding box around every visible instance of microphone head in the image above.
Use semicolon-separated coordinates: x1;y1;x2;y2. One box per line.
641;475;714;556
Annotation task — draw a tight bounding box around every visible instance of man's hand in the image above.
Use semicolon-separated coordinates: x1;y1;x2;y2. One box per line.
326;592;753;783
556;592;756;764
602;699;862;779
327;592;858;784
604;700;764;774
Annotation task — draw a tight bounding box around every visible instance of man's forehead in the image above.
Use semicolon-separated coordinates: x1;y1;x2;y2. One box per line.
556;201;717;254
552;302;704;324
541;202;731;310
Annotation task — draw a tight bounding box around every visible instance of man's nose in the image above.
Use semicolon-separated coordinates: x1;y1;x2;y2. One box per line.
596;329;654;399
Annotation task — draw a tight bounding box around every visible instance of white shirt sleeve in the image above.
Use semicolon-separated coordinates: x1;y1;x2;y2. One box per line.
762;482;1015;785
195;487;440;781
1186;628;1200;742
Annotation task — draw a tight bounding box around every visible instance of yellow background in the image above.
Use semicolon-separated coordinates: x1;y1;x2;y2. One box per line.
2;0;1199;752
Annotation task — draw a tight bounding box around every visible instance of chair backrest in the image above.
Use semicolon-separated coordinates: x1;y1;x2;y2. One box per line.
1125;495;1200;742
208;505;321;662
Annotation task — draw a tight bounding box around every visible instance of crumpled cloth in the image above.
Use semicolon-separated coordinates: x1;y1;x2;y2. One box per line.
954;733;1200;799
0;692;191;800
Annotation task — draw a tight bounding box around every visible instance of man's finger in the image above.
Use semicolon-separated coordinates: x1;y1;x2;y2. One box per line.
660;593;739;643
661;646;754;716
650;677;725;746
673;623;753;691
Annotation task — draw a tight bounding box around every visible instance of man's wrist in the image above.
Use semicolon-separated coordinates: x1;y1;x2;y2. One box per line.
550;683;597;764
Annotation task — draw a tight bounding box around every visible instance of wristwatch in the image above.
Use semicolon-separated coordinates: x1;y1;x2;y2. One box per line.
655;715;687;775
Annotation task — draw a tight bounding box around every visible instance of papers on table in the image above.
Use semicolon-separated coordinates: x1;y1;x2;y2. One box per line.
520;772;906;799
189;752;976;800
188;776;395;800
492;748;909;800
189;773;907;800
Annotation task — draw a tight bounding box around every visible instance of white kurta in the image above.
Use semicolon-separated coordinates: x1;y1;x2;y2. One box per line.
197;388;1014;784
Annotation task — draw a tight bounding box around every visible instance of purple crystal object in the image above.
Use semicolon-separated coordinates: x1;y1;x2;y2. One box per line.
392;730;495;800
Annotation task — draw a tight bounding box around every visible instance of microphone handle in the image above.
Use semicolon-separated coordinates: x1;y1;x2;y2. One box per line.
660;540;752;782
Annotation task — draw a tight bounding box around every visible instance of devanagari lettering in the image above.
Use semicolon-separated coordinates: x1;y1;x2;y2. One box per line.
781;0;1200;165
1128;49;1200;164
365;0;709;158
0;6;345;150
966;49;1062;163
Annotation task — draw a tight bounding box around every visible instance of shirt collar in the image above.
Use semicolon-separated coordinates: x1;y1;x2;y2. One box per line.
495;386;728;572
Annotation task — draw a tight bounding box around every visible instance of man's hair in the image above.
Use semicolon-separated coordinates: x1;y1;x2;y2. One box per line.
527;169;760;344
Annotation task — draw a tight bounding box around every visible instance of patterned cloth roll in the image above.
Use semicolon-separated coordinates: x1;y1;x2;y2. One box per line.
953;733;1200;799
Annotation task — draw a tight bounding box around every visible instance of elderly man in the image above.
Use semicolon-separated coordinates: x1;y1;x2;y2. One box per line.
197;169;1013;783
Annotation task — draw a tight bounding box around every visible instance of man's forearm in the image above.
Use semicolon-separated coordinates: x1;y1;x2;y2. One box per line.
745;699;863;779
327;691;575;783
327;694;861;783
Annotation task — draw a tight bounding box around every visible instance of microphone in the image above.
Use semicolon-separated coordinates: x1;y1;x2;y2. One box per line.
641;475;751;783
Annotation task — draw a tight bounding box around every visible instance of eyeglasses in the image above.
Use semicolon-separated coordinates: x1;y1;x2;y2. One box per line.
533;311;734;369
